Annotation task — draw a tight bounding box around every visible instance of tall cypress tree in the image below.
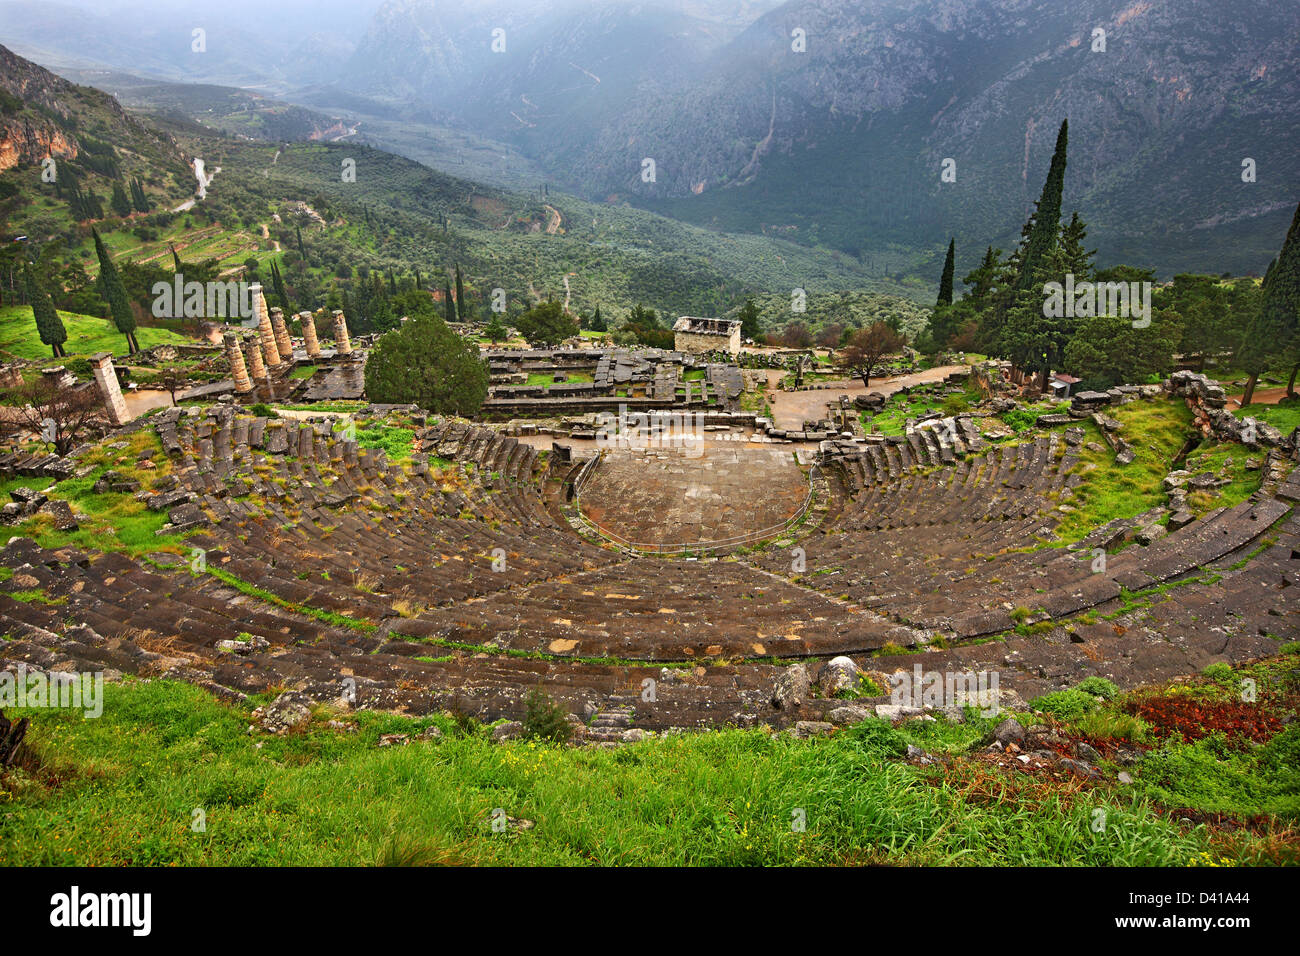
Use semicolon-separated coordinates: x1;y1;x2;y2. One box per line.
295;224;306;260
937;238;955;307
1015;119;1068;291
130;177;150;213
110;181;132;218
1242;200;1300;405
24;266;67;357
92;228;139;353
443;278;455;324
454;264;466;321
170;243;183;274
270;259;291;313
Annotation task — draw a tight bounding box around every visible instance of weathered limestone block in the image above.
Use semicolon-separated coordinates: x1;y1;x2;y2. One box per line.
90;352;129;426
264;421;289;454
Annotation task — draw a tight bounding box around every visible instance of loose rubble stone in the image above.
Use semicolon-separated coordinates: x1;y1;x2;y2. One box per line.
772;664;811;709
252;691;312;735
817;656;860;697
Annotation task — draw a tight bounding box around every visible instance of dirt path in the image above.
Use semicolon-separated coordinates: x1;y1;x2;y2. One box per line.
1233;386;1293;407
543;204;562;234
766;364;969;430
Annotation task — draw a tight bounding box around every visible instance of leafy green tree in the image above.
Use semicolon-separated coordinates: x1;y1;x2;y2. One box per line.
1063;310;1180;388
24;266;67;357
589;304;606;332
936;238;955;307
515;300;578;346
91;228;139;354
363;314;489;416
1156;274;1227;372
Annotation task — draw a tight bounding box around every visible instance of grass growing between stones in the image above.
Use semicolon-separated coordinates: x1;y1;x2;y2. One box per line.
1051;399;1193;545
3;429;193;558
1182;442;1270;516
1234;396;1300;434
3;649;1297;866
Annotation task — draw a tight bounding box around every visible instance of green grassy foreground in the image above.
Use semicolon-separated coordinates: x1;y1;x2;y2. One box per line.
2;650;1296;866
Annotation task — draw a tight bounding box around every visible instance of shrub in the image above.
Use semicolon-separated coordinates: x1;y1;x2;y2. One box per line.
1030;689;1100;721
1201;662;1234;684
941;394;968;416
1075;676;1119;700
522;688;572;744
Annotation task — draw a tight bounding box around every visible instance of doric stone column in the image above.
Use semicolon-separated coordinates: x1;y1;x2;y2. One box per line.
299;310;321;360
270;307;294;361
90;352;129;426
224;333;253;394
332;310;352;356
246;338;267;380
251;284;282;368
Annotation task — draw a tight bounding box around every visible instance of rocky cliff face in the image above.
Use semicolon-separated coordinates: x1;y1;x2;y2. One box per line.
0;115;76;173
0;43;190;183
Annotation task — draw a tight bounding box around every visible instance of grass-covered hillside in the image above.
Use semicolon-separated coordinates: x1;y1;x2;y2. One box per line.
0;305;190;361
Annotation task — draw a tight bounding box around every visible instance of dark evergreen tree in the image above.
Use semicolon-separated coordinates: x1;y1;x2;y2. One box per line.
130;177;150;213
736;298;761;340
92;228;138;353
454;263;466;321
964;246;1003;307
1241;200;1300;404
24;265;67;357
1014;119;1068;291
590;303;607;333
937;238;955;307
363;313;489;415
443;279;455;324
170;244;183;274
110;181;132;218
270;259;291;313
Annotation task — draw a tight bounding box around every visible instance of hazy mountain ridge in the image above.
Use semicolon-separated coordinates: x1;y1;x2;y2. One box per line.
338;0;1299;274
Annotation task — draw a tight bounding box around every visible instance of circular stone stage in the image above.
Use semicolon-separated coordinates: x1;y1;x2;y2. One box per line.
577;446;811;551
